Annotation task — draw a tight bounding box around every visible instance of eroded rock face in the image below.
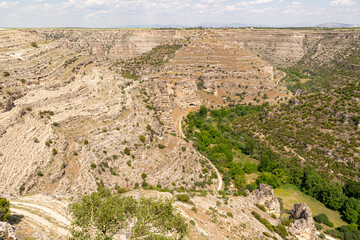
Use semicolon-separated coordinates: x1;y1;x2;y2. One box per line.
0;94;13;113
251;184;281;217
288;202;317;240
0;222;17;240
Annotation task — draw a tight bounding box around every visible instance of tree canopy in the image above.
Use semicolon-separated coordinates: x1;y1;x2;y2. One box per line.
68;189;188;240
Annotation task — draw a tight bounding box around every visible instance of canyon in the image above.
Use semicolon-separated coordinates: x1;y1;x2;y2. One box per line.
1;28;359;239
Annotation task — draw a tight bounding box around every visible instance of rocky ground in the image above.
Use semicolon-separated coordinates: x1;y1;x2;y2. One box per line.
1;28;358;239
1;185;318;240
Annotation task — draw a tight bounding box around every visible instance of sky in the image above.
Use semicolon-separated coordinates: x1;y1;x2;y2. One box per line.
0;0;359;28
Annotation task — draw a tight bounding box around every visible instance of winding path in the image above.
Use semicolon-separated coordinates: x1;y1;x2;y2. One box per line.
316;231;337;240
11;201;71;226
178;115;223;191
9;196;71;238
10;207;69;237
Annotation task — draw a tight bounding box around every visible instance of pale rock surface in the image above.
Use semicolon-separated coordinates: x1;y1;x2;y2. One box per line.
251;184;281;217
0;221;17;240
288;202;317;240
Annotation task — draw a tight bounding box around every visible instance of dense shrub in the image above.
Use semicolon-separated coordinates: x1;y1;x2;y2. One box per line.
31;42;38;48
255;203;266;212
273;224;288;239
52;148;57;155
0;198;10;221
325;225;360;240
314;213;334;227
315;222;324;230
124;147;131;155
177;194;190;203
342;198;360;224
139;135;146;143
256;172;280;188
246;183;257;192
243;162;258;174
251;211;274;232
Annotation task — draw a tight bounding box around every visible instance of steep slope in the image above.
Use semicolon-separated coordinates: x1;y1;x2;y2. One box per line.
0;29;210;195
145;33;290;134
6;185;313;240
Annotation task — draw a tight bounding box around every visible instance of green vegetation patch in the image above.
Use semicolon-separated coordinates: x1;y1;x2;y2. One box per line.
68;188;188;240
273;185;346;227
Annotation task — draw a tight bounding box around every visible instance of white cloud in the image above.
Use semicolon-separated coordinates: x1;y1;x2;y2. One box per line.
253;0;274;3
201;0;227;3
249;7;276;13
224;0;274;11
85;0;112;7
0;1;19;9
330;0;356;6
0;0;359;28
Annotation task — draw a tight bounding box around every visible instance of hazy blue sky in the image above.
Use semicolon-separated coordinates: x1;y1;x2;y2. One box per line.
0;0;359;27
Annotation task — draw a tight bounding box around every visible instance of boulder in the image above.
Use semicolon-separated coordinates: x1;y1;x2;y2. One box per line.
0;94;13;113
0;221;17;240
288;203;317;240
251;184;281;217
295;89;303;97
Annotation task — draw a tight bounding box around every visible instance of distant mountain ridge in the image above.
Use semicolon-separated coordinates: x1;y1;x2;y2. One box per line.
114;22;360;29
114;23;267;28
315;22;360;28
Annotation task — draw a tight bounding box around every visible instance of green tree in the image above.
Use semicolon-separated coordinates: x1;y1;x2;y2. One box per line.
228;162;243;177
256;172;280;188
199;106;207;119
342;198;360;224
320;182;345;211
243;162;258;174
68;190;188;240
234;174;247;191
0;197;10;221
259;154;272;172
344;180;360;199
302;167;324;199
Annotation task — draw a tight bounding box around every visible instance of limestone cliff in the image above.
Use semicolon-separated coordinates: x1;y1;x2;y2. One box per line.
288;202;317;240
251;183;281;218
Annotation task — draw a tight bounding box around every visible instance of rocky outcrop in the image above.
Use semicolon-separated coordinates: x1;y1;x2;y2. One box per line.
288;202;317;240
0;94;13;113
251;184;281;217
0;222;17;240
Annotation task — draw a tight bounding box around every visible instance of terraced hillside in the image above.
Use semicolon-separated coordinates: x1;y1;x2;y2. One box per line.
1;28;359;240
0;29;214;196
145;35;290;134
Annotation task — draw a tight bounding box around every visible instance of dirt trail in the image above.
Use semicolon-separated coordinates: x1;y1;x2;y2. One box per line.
9;195;71;238
11;201;71;226
316;231;337;240
10;207;69;236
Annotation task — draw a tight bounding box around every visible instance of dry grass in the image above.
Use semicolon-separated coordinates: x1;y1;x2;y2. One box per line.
246;173;259;184
274;185;346;228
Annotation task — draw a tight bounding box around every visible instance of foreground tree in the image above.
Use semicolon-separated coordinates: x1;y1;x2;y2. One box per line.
0;197;10;221
68;189;188;240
